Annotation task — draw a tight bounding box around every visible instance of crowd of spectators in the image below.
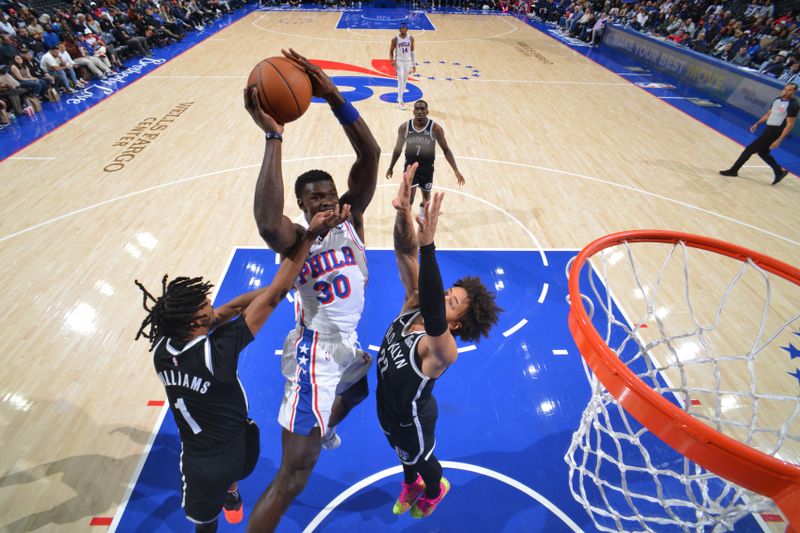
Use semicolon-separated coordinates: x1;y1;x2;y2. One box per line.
528;0;800;82
0;0;249;126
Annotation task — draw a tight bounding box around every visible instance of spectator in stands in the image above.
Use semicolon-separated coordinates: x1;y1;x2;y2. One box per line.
42;24;59;50
690;31;712;54
0;34;18;64
668;28;689;45
80;30;118;70
760;52;787;77
85;14;103;35
25;16;43;39
21;47;56;91
714;42;736;61
40;46;78;93
779;61;800;82
112;19;152;57
69;34;113;78
10;53;46;97
0;11;16;37
0;63;29;115
590;11;607;46
732;46;752;66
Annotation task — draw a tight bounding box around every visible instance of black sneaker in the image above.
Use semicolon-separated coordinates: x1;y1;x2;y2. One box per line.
772;169;788;185
223;489;243;524
719;169;738;177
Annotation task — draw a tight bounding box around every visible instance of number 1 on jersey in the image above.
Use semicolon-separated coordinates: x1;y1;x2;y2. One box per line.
175;397;202;434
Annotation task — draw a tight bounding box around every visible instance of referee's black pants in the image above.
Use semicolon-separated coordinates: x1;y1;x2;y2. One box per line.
730;125;783;176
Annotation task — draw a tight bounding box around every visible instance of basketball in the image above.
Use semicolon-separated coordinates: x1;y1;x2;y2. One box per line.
247;57;313;124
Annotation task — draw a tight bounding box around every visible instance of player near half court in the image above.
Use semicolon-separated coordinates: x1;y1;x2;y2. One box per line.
386;99;466;210
390;22;415;110
243;48;381;531
133;206;349;533
376;163;502;518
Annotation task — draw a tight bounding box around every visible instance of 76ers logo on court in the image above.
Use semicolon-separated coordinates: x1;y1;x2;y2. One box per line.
310;59;422;105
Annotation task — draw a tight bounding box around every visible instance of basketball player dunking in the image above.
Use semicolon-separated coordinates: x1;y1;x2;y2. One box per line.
390;22;415;110
243;48;381;532
133;207;349;533
376;163;501;518
386;100;466;210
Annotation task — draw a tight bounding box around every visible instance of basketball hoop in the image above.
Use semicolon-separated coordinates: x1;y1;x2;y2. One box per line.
565;230;800;531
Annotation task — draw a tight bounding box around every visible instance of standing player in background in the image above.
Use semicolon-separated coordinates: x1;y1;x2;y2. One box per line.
719;83;797;185
133;207;349;533
243;48;381;531
376;164;502;518
386;100;466;212
390;22;415;110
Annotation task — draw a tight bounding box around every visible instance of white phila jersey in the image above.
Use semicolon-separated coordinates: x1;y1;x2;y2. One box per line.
293;219;368;334
396;34;413;63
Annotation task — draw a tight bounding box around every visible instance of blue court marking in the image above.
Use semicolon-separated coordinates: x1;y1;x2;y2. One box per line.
336;8;435;30
116;249;763;532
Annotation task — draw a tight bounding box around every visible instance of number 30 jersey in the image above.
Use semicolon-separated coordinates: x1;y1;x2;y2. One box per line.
293;219;368;334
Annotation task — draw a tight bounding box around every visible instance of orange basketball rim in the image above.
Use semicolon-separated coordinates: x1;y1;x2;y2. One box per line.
567;229;800;530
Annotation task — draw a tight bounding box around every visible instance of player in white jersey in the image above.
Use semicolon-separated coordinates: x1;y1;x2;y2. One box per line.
390;22;415;110
244;49;381;531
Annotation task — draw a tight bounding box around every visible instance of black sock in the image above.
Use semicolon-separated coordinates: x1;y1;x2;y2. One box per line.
402;464;418;485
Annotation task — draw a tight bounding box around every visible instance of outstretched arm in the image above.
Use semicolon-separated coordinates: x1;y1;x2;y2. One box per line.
393;163;420;312
240;205;351;336
283;48;380;240
244;86;298;254
433;123;465;186
386;123;406;180
415;193;458;373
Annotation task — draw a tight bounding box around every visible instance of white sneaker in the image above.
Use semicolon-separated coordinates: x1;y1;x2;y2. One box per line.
321;428;341;450
399;103;406;110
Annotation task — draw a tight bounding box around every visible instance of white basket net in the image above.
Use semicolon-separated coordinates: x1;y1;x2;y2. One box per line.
564;238;800;532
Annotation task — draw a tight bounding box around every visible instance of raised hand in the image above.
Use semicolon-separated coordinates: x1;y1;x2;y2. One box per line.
282;48;338;101
416;192;443;247
244;86;284;132
392;163;418;213
306;204;351;237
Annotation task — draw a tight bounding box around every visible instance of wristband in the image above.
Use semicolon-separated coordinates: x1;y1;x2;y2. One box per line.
420;242;436;255
265;131;282;142
331;100;360;126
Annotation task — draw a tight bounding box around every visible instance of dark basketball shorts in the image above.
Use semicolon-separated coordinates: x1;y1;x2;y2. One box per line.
406;163;434;192
378;402;437;465
180;419;260;524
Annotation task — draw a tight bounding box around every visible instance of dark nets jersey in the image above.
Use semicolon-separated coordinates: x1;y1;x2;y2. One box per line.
153;317;254;454
376;309;436;421
404;119;436;169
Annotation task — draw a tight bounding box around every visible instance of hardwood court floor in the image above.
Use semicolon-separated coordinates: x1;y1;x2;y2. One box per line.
0;8;798;531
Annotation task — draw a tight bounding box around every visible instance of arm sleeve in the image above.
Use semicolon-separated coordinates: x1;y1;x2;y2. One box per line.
788;100;799;118
418;243;448;337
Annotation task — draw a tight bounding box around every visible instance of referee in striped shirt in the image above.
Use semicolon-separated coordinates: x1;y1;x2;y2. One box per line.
720;83;798;185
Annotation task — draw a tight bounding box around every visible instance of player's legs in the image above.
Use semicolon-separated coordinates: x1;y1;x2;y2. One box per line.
397;61;412;107
247;428;322;532
195;519;219;533
415;454;443;498
327;374;369;428
182;436;247;532
324;348;372;446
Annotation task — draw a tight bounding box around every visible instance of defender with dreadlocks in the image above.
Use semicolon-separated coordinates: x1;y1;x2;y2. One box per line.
376;163;502;518
244;49;380;531
134;207;349;533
